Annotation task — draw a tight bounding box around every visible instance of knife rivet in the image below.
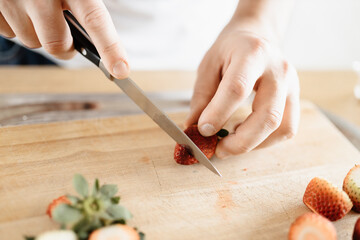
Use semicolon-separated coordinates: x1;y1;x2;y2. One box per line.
81;48;87;56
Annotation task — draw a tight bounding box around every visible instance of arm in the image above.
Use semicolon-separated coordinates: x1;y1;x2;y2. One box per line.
186;0;299;158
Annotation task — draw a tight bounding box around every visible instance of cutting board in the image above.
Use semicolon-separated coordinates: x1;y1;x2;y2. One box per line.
0;101;360;240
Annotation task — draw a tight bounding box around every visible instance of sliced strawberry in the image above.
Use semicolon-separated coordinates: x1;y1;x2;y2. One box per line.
354;217;360;240
174;125;217;165
303;177;352;221
46;195;71;218
89;224;140;240
288;213;337;240
343;165;360;212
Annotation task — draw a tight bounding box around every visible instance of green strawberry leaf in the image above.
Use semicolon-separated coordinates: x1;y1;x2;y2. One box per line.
216;129;229;138
100;184;118;198
106;204;132;220
73;174;89;198
24;236;35;240
139;232;146;240
66;195;80;205
111;196;120;204
92;179;100;196
52;203;83;225
99;211;114;220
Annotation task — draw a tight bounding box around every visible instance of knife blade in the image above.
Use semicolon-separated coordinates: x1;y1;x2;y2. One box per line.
63;10;221;176
318;107;360;151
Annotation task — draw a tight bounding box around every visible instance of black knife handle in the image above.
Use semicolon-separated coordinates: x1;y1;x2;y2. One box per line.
64;10;101;67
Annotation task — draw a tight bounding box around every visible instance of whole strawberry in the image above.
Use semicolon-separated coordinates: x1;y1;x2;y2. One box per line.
343;165;360;212
288;213;337;240
174;125;217;165
354;217;360;240
46;195;71;218
303;177;353;221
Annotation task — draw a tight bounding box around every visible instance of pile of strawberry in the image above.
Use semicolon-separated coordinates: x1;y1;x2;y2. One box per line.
26;174;144;240
289;165;360;240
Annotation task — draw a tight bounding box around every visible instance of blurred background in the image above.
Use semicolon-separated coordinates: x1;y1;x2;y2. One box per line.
1;0;360;71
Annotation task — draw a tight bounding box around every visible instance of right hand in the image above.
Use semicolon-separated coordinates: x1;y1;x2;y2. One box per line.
0;0;129;78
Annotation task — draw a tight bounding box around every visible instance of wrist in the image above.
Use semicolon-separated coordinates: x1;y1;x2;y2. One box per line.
224;16;280;45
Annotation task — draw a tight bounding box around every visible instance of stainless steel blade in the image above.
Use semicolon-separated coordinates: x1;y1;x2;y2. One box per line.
113;77;222;177
319;107;360;151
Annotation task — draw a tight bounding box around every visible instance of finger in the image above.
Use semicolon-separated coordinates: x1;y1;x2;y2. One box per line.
26;1;75;59
0;12;15;38
198;46;267;137
0;4;40;48
67;0;129;78
257;65;300;148
216;65;288;159
185;50;221;128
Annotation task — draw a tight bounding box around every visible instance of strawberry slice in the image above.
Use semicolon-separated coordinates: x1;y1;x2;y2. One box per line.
288;213;337;240
89;224;140;240
174;125;217;165
46;195;71;218
303;177;353;221
343;165;360;212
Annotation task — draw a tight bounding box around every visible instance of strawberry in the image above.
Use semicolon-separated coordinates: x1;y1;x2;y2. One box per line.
354;217;360;240
89;224;140;240
303;177;352;221
46;195;71;218
174;125;217;165
288;213;337;240
343;165;360;212
35;230;77;240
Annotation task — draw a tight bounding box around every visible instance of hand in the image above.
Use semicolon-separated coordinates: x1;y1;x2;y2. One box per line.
186;28;300;159
0;0;129;78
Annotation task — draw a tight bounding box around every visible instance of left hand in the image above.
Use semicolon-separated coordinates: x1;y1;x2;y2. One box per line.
185;27;300;159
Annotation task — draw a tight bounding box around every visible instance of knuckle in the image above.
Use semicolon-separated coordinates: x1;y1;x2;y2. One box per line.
264;109;282;130
101;41;119;55
43;39;70;55
282;60;289;75
227;73;248;98
235;144;252;154
83;7;107;30
281;126;297;140
0;0;12;8
248;37;267;55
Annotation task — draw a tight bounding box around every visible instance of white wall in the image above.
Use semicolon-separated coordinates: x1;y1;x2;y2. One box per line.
284;0;360;70
39;0;360;71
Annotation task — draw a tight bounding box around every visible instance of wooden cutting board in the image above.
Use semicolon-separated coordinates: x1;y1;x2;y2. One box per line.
0;101;359;240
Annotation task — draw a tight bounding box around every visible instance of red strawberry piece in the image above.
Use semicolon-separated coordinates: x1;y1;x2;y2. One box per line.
343;165;360;212
303;177;353;221
46;195;71;218
288;212;337;240
354;217;360;240
174;125;217;165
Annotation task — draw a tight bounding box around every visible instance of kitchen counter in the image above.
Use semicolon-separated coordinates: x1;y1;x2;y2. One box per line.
0;67;359;126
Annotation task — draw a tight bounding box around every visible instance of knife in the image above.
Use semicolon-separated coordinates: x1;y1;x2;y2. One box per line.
63;10;221;177
318;107;360;151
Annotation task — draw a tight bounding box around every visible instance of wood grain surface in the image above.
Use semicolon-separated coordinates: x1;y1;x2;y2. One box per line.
1;101;359;240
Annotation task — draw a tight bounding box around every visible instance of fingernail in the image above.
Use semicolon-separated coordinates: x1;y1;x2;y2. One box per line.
113;60;129;78
199;123;216;136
